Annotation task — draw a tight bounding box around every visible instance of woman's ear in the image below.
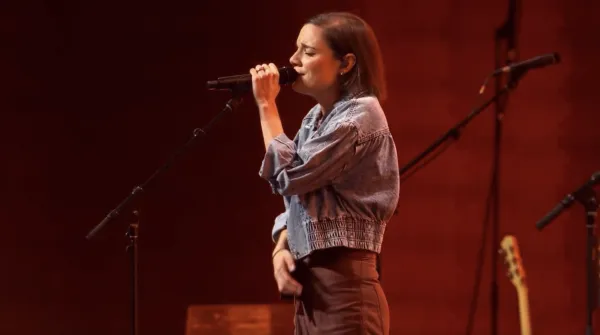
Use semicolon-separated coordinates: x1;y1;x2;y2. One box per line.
339;53;356;75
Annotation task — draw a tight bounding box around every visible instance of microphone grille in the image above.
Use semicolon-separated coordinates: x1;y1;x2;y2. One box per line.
279;67;298;85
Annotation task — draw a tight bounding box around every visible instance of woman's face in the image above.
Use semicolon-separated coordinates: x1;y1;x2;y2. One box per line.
289;24;342;98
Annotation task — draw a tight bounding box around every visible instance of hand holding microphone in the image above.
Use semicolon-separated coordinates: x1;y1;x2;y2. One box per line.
249;63;281;106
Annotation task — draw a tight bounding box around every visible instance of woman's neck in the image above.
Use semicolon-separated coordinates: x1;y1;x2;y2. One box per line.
315;89;340;117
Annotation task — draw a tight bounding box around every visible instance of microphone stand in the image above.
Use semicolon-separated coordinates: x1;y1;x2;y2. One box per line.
85;92;244;335
489;1;518;333
536;173;600;335
583;190;598;335
399;70;527;335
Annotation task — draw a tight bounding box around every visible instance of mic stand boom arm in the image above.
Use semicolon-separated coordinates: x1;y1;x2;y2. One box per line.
87;94;243;238
400;70;524;179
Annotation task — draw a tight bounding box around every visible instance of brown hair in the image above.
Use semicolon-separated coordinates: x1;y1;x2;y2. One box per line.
307;12;387;101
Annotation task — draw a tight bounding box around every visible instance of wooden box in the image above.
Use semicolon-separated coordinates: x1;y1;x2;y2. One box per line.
185;303;295;335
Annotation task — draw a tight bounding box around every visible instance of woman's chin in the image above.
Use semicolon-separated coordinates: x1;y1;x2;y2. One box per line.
291;82;310;95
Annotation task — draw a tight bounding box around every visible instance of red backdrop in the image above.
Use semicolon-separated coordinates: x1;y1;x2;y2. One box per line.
4;0;600;334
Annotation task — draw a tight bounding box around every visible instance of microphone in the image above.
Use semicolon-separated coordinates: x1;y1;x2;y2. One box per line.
493;52;560;76
536;171;600;231
206;67;298;92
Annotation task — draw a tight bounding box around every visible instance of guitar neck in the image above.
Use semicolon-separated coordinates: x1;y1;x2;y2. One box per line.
516;286;531;335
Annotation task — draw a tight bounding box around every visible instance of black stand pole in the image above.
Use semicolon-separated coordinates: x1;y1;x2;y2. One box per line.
85;94;244;335
490;1;519;333
126;210;140;335
582;191;598;335
536;171;600;335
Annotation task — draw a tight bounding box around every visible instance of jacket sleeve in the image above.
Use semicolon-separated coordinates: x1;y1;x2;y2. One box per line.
271;197;289;243
259;121;358;196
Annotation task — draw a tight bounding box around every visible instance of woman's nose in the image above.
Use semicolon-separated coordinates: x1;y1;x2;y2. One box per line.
289;51;300;66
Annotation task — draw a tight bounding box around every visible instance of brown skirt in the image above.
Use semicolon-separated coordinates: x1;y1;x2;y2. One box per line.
291;247;390;334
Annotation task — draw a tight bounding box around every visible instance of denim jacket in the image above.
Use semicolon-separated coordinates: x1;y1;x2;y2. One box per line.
259;93;400;260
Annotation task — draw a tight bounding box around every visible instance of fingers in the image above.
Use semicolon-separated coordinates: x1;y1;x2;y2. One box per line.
273;250;302;296
284;254;296;272
256;64;265;78
275;267;303;296
251;64;265;79
268;63;279;74
250;65;263;80
267;63;279;84
250;63;279;78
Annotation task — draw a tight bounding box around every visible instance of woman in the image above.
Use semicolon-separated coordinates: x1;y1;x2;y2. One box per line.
250;12;400;334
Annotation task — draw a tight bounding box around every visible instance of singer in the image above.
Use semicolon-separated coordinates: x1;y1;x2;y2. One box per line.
250;12;399;334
